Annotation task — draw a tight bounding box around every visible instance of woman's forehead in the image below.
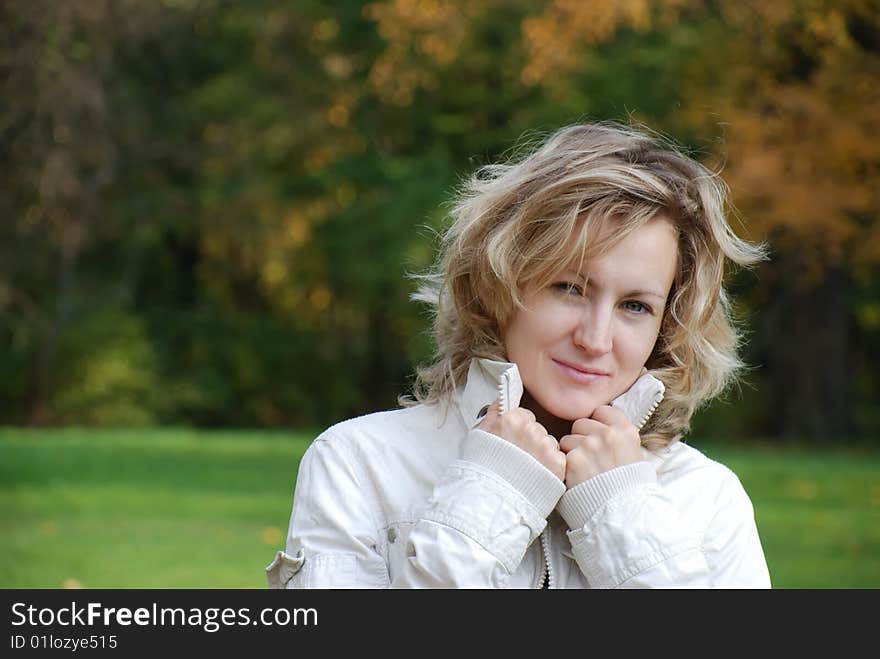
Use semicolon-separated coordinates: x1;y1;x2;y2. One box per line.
553;216;677;276
555;215;637;271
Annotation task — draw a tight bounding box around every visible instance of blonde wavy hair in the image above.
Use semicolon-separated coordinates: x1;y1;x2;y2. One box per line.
405;122;767;448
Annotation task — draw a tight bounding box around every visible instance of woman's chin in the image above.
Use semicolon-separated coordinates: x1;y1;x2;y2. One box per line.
522;390;605;423
549;401;599;422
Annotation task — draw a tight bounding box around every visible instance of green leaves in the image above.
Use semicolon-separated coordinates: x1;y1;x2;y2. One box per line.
2;1;877;437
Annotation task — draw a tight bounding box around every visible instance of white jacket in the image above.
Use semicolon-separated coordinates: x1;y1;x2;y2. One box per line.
266;358;771;588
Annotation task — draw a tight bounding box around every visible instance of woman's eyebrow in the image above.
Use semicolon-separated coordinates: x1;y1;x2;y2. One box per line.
626;289;667;302
560;269;588;282
561;271;667;301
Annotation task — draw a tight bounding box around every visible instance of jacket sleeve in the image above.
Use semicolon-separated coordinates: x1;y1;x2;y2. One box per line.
556;461;771;588
267;434;390;588
267;428;565;588
392;429;565;588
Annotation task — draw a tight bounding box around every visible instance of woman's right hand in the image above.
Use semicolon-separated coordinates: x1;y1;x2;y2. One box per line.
477;399;566;481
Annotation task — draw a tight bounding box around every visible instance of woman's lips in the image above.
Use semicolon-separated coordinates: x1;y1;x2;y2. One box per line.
552;359;609;384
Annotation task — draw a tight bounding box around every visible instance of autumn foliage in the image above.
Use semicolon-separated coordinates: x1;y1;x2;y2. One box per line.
1;0;877;438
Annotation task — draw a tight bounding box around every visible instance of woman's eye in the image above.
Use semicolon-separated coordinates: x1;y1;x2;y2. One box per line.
553;282;582;296
622;300;651;314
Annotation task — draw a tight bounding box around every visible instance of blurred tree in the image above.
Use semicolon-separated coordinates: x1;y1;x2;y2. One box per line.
2;1;120;424
677;1;880;439
1;0;876;439
365;0;879;439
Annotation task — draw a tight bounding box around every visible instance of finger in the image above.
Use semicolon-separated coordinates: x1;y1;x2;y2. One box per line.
571;417;606;436
476;398;501;429
543;434;559;450
553;452;567;481
590;404;631;427
558;434;586;453
481;398;500;418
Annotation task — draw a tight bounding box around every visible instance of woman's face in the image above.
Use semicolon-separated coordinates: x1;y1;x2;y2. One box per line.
503;218;678;424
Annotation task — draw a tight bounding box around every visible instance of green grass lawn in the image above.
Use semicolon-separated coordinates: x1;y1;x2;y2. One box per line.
0;428;312;588
699;441;880;588
1;428;878;588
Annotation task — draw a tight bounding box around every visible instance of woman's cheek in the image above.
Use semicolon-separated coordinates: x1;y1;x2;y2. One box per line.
628;324;661;367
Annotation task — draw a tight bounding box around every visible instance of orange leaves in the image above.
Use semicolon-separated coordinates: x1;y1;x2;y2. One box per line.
365;0;467;47
324;92;356;128
362;0;672;101
519;0;698;86
359;0;879;275
660;1;880;280
253;198;339;318
520;0;658;85
714;37;879;273
363;0;476;105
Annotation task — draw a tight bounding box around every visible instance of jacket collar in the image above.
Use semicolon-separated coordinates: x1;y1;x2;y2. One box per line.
457;357;669;464
459;358;523;429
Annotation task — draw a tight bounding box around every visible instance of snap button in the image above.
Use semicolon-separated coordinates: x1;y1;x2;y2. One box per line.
387;527;397;543
477;404;490;420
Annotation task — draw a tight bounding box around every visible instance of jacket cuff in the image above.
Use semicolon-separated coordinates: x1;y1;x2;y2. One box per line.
462;429;566;518
557;461;657;530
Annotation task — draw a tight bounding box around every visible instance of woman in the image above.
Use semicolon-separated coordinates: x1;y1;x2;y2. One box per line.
266;122;772;588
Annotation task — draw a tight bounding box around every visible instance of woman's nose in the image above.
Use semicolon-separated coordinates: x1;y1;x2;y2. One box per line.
573;306;613;356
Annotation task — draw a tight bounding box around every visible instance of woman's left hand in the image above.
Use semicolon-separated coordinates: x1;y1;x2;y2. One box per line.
558;405;643;489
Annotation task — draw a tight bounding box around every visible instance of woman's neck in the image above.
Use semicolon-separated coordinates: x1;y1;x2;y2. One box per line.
519;390;572;441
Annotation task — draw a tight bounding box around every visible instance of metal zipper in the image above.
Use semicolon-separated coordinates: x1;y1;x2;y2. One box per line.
635;395;662;431
539;527;554;589
497;365;554;588
498;376;510;414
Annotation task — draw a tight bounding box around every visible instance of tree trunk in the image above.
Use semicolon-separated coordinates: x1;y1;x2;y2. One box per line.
28;221;81;426
758;251;853;440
